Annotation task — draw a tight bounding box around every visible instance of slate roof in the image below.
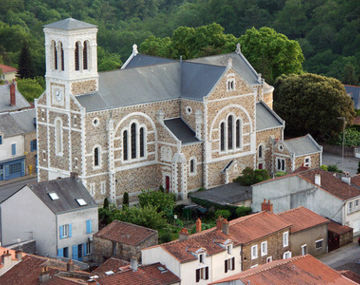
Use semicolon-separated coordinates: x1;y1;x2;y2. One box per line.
190;183;251;206
164;118;199;144
0;64;17;73
124;54;176;69
21;177;97;214
256;101;284;131
0;113;24;137
44;18;96;30
209;254;357;285
0;180;29;203
157;211;291;263
284;134;322;156
10;109;36;133
0;84;31;113
278;206;329;233
344;85;360;109
94;220;157;246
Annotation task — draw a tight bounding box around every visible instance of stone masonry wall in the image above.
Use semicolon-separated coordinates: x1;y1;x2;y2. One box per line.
294;153;321;170
24;131;37;176
182;143;203;191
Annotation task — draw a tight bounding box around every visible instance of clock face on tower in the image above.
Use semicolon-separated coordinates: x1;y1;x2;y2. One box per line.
51;84;65;106
55;90;62;102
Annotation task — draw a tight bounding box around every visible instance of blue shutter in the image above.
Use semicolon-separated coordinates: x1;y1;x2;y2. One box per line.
11;144;16;155
0;135;2;144
69;224;72;238
57;248;63;257
86;220;92;234
83;243;87;256
72;245;78;260
59;226;63;239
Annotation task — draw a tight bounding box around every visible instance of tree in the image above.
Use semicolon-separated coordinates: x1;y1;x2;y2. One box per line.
17;78;44;102
273;73;356;141
239;27;304;84
234;167;270;186
138;190;176;215
17;42;35;79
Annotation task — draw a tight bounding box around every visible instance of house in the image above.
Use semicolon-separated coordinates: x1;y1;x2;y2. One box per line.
252;168;360;233
209;254;359;285
0;108;37;180
90;258;180;285
0;81;31;113
93;220;158;263
36;18;322;204
142;212;292;284
277;206;330;257
0;64;17;82
345;84;360;110
0;174;98;260
328;221;353;251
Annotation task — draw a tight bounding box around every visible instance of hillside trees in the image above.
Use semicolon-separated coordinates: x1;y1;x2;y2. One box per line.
273;73;356;141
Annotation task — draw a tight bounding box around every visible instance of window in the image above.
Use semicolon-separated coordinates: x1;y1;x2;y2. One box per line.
92;118;99;127
83;41;88;70
75;42;80;71
140;127;145;157
315;239;323;249
63;247;69;258
131;123;137;159
123;130;128;161
276;157;285;171
189;158;196;175
89;183;95;197
199;253;204;263
283;231;289;247
59;224;71;239
348;202;353;213
101;181;106;194
94;146;100;167
55;118;63;156
78;244;83;259
266;256;272;263
228;115;233;150
195;267;209;282
48;192;59;200
220;116;242;153
9;162;21;174
0;135;2;144
226;78;235;91
86;219;92;234
53;41;58;70
60;42;64;71
186;106;192;115
11;144;16;155
258;145;263;159
283;251;292;259
251;245;258;259
30;139;37;152
76;198;87;206
86;242;91;255
224;257;235;273
122;122;147;162
301;244;307;255
356;200;359;207
220;122;225;151
261;241;268;256
236;119;241;148
304;156;311;167
227;244;232;254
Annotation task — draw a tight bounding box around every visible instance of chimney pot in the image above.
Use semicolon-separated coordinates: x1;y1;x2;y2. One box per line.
261;199;273;212
222;219;229;235
315;174;321;186
15;250;23;261
196;218;202;233
9;81;16;106
130;256;138;272
39;266;50;283
179;228;189;241
216;216;224;231
67;259;74;272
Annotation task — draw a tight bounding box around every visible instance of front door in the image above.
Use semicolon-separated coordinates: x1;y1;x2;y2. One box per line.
165;176;170;193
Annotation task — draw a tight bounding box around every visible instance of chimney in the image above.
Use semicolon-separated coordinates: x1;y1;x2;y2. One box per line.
315;174;321;186
196;218;202;233
222;219;229;235
216;216;224;231
15;250;23;261
10;81;16;106
341;172;351;185
67;259;74;272
39;266;50;283
261;199;273;212
130;256;138;272
179;228;189;241
1;251;12;267
70;172;78;179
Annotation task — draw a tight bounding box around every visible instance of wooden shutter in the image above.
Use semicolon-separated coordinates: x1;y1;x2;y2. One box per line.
205;267;209;280
225;259;228;273
59;226;63;239
196;269;200;282
69;224;72;237
232;257;235;270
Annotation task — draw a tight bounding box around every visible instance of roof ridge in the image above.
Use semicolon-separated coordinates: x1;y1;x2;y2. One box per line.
183;60;227;69
100;61;178;74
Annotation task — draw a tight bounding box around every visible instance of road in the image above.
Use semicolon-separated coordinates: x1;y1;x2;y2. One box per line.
323;152;359;176
0;177;36;203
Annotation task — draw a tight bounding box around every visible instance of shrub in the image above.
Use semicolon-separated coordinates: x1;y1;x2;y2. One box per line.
17;78;44;102
328;165;343;173
122;192;129;208
215;209;231;219
320;165;328;171
235;206;252;217
275;171;287;177
103;197;109;209
159;230;172;243
234;167;270;186
139;190;176;215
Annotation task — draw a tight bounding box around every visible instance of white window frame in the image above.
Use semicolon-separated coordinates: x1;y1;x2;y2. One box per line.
251;245;258;260
122;121;148;163
258;144;265;159
185;106;192;115
315;239;323;249
304;156;311;167
301;244;307;255
226;78;236;91
261;241;268;256
92;117;100;127
283;251;292;259
61;224;69;238
100;181;106;195
348;201;353;214
283;231;289;247
226;244;233;255
198;253;205;264
276;157;286;172
189;157;197;176
93;145;102;169
89;183;95;197
266;256;272;263
219;114;242;154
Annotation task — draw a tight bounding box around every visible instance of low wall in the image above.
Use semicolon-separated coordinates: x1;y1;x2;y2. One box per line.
322;144;356;158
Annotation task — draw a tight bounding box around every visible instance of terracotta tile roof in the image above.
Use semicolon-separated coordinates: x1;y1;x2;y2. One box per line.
96;263;180;285
95;220;157;246
92;257;129;277
157;211;291;263
340;270;360;284
209;255;358;284
44;276;87;285
328;221;353;235
298;169;360;200
278;206;329;233
0;64;17;73
352;175;360;187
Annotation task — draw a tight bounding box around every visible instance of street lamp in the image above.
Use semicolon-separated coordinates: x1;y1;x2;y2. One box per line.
337;117;346;168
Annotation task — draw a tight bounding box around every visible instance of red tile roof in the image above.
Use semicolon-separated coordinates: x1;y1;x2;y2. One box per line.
278;206;329;233
0;64;17;73
298;169;360;200
340;270;360;284
210;255;358;284
95;263;180;285
328;221;353;235
352;175;360;187
92;257;129;277
95;220;157;246
156;211;291;263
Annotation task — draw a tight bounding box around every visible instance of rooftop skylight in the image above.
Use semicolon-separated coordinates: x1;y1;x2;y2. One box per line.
76;198;87;206
48;192;59;200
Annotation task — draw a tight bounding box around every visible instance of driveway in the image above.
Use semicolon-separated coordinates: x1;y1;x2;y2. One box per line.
322;152;359;176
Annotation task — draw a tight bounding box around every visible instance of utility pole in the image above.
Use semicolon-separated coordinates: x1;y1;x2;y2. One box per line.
337;117;346;168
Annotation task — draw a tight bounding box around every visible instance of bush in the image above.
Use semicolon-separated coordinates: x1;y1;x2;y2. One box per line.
138;190;176;215
328;165;343;173
234;167;270;186
275;171;287;177
103;197;109;209
17;78;44;102
159;230;172;243
215;209;231;219
235;206;252;217
122;192;129;208
320;165;328;171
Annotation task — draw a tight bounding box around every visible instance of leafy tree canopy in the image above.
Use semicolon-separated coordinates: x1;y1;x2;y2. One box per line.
239;27;304;84
234;167;270;186
17;78;44;102
273;73;356;141
138;190;176;215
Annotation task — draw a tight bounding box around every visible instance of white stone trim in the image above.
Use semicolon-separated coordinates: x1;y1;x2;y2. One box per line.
54;117;63;156
209;150;255;163
207;92;254;102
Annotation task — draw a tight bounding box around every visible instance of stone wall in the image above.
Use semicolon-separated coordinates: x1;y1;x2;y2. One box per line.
256;128;282;173
294;152;321;170
71;80;97;95
182;143;203;190
24;131;37;176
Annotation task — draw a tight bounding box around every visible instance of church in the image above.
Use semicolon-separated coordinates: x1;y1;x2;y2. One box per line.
36;18;322;204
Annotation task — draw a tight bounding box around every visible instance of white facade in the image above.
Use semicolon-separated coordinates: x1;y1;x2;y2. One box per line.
0;134;24;161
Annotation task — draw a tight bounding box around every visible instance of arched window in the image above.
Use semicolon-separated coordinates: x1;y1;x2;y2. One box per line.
220;122;225;151
55;118;63;155
94;146;100;167
258;145;263;159
83;41;88;70
60;42;64;71
236;119;241;148
52;41;58;70
140;127;145;157
75;42;80;71
123;130;128;161
131;123;137;159
189;158;196;175
228;116;233;150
